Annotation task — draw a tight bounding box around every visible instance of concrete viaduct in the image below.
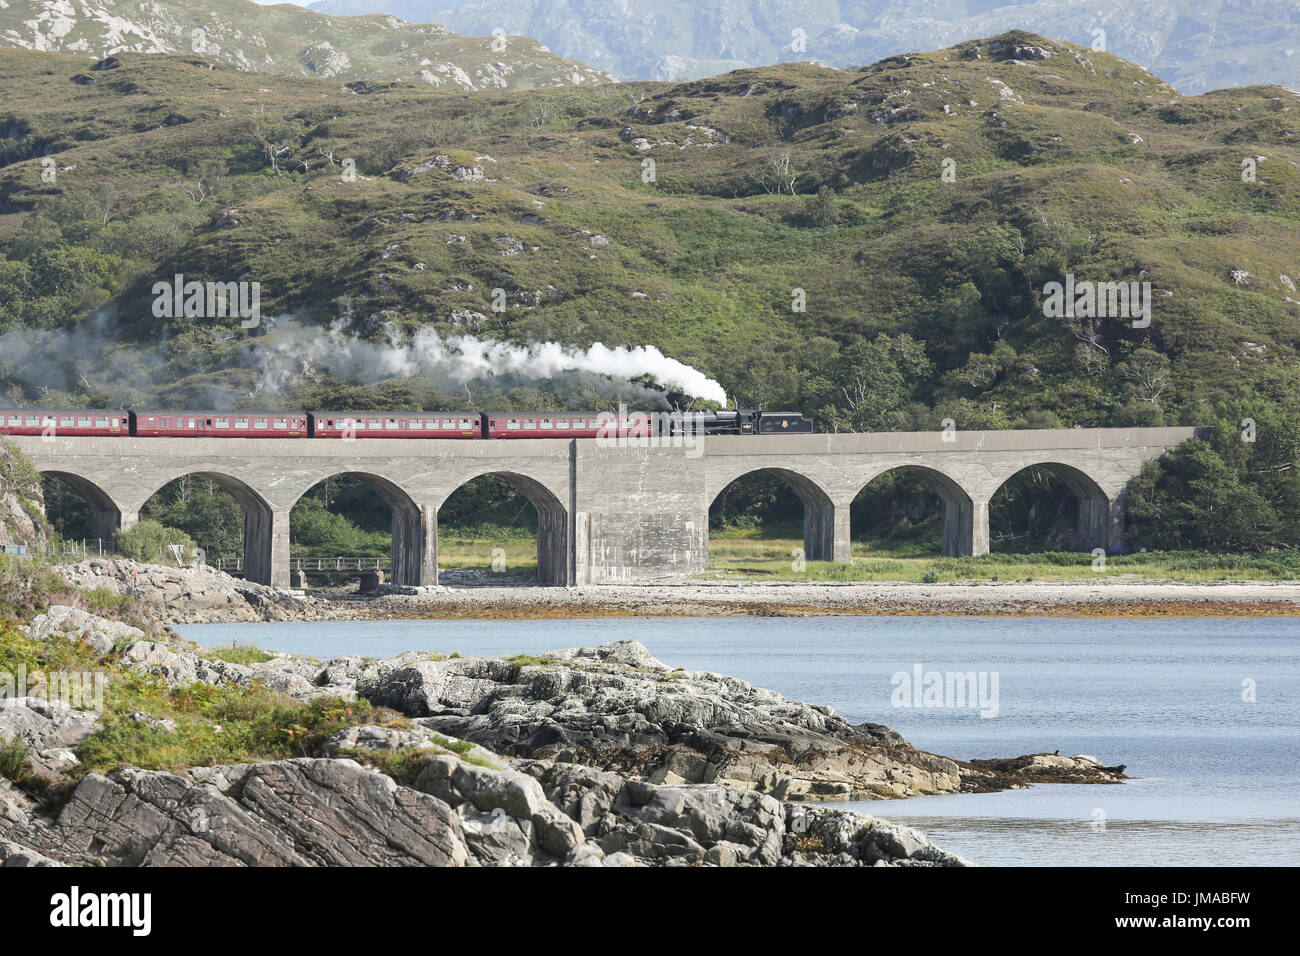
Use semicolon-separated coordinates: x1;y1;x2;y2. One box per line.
10;426;1201;588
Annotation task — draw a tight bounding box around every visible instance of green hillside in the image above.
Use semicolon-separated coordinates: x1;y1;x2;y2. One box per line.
1;30;1298;426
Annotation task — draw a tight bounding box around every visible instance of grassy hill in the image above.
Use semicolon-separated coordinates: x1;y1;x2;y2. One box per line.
0;30;1297;432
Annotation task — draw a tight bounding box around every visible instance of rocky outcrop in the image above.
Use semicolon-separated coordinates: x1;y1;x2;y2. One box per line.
0;442;46;554
27;605;145;655
74;630;1126;801
55;559;342;623
0;751;967;868
0;606;1122;867
358;641;976;801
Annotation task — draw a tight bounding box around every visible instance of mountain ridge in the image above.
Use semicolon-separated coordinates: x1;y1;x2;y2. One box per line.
306;0;1300;94
0;0;612;90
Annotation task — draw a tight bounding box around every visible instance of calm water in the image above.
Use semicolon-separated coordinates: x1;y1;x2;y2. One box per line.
178;616;1300;866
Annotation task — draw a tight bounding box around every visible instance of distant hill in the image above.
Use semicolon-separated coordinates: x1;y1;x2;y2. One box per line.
308;0;1300;94
0;31;1297;434
0;0;611;90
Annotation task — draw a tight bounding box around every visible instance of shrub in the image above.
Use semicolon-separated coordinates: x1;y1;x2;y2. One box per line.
115;519;199;565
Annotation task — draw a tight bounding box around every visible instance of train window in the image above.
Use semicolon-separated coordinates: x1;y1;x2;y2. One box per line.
95;418;109;427
78;417;92;427
7;417;19;426
540;419;554;429
273;419;287;429
254;419;268;429
368;420;382;429
556;419;569;429
460;418;473;429
60;417;75;426
442;419;455;428
507;419;520;429
386;420;400;430
215;419;229;428
234;419;249;429
24;417;39;426
206;419;213;426
409;420;423;429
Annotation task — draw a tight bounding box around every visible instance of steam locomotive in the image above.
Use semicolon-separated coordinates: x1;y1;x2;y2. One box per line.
0;408;813;439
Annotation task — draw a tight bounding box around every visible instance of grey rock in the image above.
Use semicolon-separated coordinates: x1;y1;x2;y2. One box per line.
456;805;535;865
0;841;64;867
28;605;143;655
0;697;101;778
4;759;469;867
414;756;584;858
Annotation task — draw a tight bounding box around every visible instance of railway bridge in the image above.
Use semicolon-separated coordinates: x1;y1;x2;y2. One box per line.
10;426;1201;587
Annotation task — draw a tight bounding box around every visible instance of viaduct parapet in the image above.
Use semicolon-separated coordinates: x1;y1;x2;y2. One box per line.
10;426;1202;587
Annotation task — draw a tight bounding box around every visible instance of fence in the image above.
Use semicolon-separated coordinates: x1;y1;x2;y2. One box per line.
47;539;112;559
214;556;392;574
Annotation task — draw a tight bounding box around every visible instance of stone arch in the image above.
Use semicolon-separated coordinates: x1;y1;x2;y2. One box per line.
40;470;123;543
436;470;569;586
986;461;1114;552
849;464;977;557
288;471;428;587
136;471;278;584
708;466;838;561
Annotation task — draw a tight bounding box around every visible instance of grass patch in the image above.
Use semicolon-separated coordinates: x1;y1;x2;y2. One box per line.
0;613;404;787
203;642;277;665
0;738;45;791
503;654;554;667
705;536;1300;582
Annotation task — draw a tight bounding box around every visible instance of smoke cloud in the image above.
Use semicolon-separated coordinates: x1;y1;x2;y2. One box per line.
0;313;727;409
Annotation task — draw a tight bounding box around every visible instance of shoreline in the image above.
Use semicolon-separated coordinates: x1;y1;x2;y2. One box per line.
357;580;1300;622
53;558;1300;623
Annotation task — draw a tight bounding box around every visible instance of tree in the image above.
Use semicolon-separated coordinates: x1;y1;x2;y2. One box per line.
829;333;932;432
1126;441;1276;551
802;186;840;227
1117;348;1171;407
749;149;798;195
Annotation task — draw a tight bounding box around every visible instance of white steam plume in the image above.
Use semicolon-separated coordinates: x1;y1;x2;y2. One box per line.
251;320;727;406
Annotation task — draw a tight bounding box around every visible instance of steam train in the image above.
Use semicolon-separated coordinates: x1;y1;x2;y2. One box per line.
0;408;813;439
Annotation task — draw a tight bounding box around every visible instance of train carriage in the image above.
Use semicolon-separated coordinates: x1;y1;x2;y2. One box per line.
307;411;482;439
484;411;652;439
0;409;126;437
131;412;307;438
